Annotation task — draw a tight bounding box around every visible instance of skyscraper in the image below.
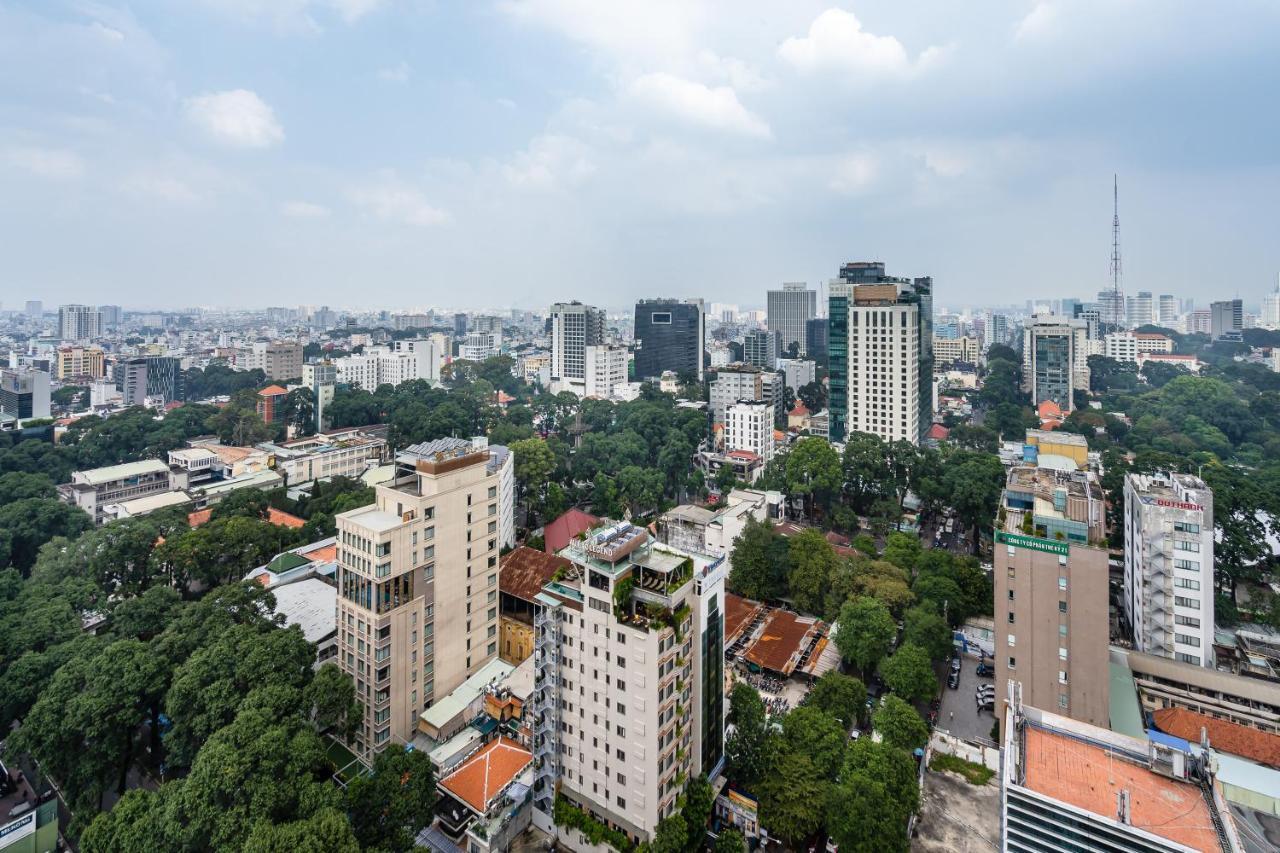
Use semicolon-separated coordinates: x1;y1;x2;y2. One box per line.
633;298;705;382
766;283;816;356
1263;281;1280;330
1125;291;1153;328
550;302;606;395
742;329;780;369
1157;294;1179;328
58;304;101;341
804;317;829;367
335;438;503;759
1022;317;1089;412
1209;299;1243;340
827;262;932;444
0;368;51;421
119;356;184;406
98;305;122;330
24;300;42;318
1096;289;1125;329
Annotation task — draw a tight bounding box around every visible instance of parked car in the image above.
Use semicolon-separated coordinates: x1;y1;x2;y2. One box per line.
947;670;960;689
949;657;962;673
976;663;994;678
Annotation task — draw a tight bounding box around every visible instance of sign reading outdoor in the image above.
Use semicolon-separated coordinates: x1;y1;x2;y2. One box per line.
996;531;1069;556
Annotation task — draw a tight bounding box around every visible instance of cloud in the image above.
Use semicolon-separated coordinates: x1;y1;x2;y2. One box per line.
281;200;330;218
197;0;386;30
830;152;879;194
1014;3;1058;41
779;8;942;79
124;174;201;203
503;134;596;190
377;61;410;82
349;180;449;226
498;0;704;72
89;21;124;42
3;146;85;179
629;72;770;139
184;89;284;149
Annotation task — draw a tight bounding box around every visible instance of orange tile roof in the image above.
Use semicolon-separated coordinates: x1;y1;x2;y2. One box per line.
789;401;809;416
267;507;306;529
1153;707;1280;769
258;385;289;396
1021;726;1222;852
439;736;532;815
188;508;213;527
544;508;599;554
725;592;765;646
298;542;337;563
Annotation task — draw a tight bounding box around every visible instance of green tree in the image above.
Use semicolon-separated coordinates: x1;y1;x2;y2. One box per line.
879;642;937;703
682;775;714;850
902;605;954;662
652;814;689;853
880;532;923;573
725;682;769;789
345;748;438;852
714;827;747;853
826;777;908;853
784;437;842;520
305;663;361;738
779;706;847;780
511;437;555;522
833;596;896;677
806;671;867;729
756;748;828;845
0;498;92;574
0;471;55;507
873;695;929;751
941;451;1005;553
728;518;788;601
787;529;838;615
243;809;361;852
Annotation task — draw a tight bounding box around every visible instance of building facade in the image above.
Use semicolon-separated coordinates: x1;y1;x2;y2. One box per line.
0;368;51;421
530;522;726;847
742;330;780;370
583;344;628;399
633;298;705;382
994;462;1110;728
61;459;175;524
1123;472;1214;667
550;302;606;393
1157;294;1179;328
933;336;979;368
1022;317;1089;412
766;283;817;356
1210;299;1243;340
58;304;100;341
828;262;933;443
723;401;774;466
334;438;503;759
709;366;783;423
55;346;106;380
119;356;184;406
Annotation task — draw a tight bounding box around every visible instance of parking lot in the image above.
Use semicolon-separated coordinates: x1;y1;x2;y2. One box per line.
936;652;998;744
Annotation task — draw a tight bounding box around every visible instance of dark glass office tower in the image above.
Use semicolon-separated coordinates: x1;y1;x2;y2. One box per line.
633;298;705;381
805;317;829;368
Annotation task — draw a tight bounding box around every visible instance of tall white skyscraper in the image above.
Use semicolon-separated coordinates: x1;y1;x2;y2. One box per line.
1157;294;1179;328
1125;291;1154;328
1123;472;1215;667
58;304;101;341
1022;317;1090;412
766;282;817;356
1262;280;1280;329
550;302;606;395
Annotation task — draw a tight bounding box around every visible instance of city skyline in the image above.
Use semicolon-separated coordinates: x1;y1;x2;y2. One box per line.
4;1;1280;307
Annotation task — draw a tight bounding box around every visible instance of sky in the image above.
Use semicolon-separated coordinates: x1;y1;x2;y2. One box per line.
3;1;1280;312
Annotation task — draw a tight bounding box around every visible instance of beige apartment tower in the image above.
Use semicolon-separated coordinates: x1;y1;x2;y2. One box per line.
335;438;502;759
993;462;1110;729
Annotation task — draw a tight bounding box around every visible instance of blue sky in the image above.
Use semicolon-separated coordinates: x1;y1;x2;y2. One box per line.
3;0;1279;311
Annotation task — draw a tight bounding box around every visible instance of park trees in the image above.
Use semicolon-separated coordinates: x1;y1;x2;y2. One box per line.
879;643;937;703
834;596;896;678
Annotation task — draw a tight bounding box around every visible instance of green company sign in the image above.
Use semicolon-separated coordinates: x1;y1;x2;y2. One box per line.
996;531;1069;556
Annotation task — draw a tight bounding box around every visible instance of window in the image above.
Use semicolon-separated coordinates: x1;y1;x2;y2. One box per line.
1007;612;1015;624
1173;521;1200;534
1058;577;1067;591
1058;694;1069;709
1008;590;1015;601
617;796;626;809
1174;559;1199;571
1007;634;1016;648
1008;657;1016;669
1175;614;1201;628
1058;670;1068;684
1175;596;1200;609
1174;540;1200;553
489;485;498;499
1174;577;1200;591
1175;653;1201;665
1175;633;1201;647
1058;647;1068;660
1058;600;1067;613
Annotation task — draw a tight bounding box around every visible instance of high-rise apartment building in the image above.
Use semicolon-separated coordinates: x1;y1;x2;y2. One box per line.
724;401;774;465
633;298;705;382
24;300;42;318
550;302;607;395
1096;289;1125;329
709;365;783;423
335;438;503;759
742;329;780;370
303;362;337;432
334;341;441;392
460;331;501;362
1157;294;1179;328
1123;472;1214;667
994;454;1110;728
583;344;629;400
242;340;304;382
1210;299;1243;340
58;304;101;341
988;313;1011;347
1022;317;1089;412
453;313;469;337
0;368;51;421
529;522;726;847
98;305;122;330
933;336;979;368
766;283;816;356
827;264;933;444
1125;291;1154;328
55;346;106;380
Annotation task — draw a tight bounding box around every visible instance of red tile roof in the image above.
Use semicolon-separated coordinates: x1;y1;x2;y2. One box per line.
789;401;809;417
742;610;824;676
543;508;599;554
1153;707;1280;769
501;546;571;603
267;507;306;529
188;508;214;527
258;384;289;397
439;736;532;815
725;592;765;646
926;423;950;441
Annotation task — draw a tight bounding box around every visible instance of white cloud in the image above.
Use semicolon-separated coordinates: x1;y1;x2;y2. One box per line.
377;61;410;82
184;89;284;149
89;21;124;42
1015;3;1058;41
629;72;770;139
779;8;941;79
281;200;331;218
3;146;85;180
349;180;449;226
503;134;596;190
498;0;704;72
830;152;879;194
124;174;201;204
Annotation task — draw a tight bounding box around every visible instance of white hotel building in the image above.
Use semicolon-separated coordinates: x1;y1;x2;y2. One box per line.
1123;472;1215;667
